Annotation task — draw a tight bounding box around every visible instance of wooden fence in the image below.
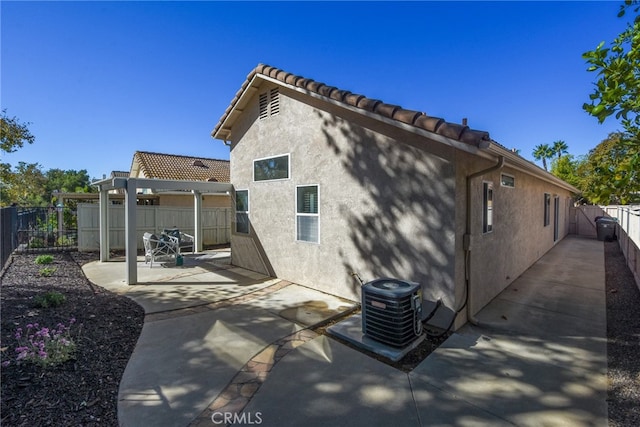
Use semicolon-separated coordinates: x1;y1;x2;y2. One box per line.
77;203;231;251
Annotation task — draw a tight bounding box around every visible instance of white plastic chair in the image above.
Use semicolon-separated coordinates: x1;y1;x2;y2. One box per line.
143;232;179;267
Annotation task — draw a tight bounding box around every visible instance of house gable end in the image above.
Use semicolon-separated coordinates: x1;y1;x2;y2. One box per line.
212;64;490;148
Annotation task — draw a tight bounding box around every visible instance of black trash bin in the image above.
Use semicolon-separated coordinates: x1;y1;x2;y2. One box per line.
595;217;617;241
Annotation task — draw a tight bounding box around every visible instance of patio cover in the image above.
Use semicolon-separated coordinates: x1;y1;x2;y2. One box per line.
92;177;232;285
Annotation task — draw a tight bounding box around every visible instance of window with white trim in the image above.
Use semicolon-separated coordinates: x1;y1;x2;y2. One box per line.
235;190;249;234
543;193;551;226
254;154;289;181
501;173;515;188
296;185;319;243
483;182;493;234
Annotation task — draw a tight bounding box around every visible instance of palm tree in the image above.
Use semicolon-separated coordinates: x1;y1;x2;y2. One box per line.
532;144;554;171
552;140;568;159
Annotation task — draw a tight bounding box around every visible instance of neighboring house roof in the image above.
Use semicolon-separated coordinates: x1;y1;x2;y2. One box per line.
212;63;491;147
130;151;230;182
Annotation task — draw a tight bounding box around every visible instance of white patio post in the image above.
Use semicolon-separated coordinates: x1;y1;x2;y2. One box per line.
99;189;109;262
125;178;138;285
193;190;203;253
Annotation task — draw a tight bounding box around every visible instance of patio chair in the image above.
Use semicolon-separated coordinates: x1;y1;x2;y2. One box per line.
142;232;179;267
162;228;195;253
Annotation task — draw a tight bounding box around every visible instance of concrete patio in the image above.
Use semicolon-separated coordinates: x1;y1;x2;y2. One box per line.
82;235;608;427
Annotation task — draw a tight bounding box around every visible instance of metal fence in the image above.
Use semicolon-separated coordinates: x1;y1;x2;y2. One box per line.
0;206;78;267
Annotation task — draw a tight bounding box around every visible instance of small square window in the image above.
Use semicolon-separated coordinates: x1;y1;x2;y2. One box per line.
501;174;515;188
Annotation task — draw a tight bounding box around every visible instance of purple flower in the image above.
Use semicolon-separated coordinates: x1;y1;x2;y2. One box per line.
1;361;10;367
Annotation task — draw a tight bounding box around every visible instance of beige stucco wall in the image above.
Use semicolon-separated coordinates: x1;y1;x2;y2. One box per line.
229;83;458;315
227;81;575;331
453;150;573;328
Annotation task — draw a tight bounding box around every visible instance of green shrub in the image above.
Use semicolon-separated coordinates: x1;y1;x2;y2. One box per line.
56;235;75;246
35;291;66;308
35;254;54;265
38;267;57;277
30;238;45;248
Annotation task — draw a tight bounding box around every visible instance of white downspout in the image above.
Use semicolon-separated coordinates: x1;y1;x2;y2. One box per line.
465;156;504;326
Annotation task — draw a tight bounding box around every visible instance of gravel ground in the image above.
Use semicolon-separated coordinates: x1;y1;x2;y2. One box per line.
0;242;638;425
605;240;640;426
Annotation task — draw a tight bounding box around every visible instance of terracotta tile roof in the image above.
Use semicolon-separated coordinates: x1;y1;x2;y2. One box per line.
131;151;230;182
212;63;491;147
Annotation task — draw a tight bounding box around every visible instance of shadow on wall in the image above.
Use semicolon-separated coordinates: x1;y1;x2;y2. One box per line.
315;109;456;309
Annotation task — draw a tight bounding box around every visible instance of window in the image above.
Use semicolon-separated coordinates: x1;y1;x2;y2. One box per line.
235;190;249;234
544;193;551;226
501;173;515;188
296;185;319;243
259;88;280;120
254;154;289;181
483;182;493;233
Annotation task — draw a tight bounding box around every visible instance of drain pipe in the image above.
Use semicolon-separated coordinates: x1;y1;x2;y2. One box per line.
464;156;504;326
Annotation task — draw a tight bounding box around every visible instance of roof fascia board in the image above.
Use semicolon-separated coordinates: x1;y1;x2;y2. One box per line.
213;78;261;140
255;74;481;156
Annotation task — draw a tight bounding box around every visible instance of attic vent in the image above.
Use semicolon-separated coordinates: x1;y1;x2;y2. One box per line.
192;160;206;167
207;177;218;182
259;92;269;120
270;88;280;116
259;88;280;120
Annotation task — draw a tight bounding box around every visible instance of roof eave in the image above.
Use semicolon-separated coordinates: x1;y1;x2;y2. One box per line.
485;143;581;194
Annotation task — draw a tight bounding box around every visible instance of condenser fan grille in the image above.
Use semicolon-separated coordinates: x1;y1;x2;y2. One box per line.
362;278;421;348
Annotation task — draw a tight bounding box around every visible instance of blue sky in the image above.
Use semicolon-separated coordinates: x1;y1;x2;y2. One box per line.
1;1;627;181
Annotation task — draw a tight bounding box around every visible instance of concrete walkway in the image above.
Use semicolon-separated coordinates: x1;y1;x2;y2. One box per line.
83;236;607;427
243;236;607;426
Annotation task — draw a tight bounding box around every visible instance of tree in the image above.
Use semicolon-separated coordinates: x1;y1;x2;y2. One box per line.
550;154;583;189
532;144;554;171
577;132;640;204
552;140;568;159
583;1;640;143
0;109;35;154
1;162;48;206
45;169;93;194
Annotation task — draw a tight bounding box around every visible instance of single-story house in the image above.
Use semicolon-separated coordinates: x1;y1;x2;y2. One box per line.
211;64;578;330
129;151;231;207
